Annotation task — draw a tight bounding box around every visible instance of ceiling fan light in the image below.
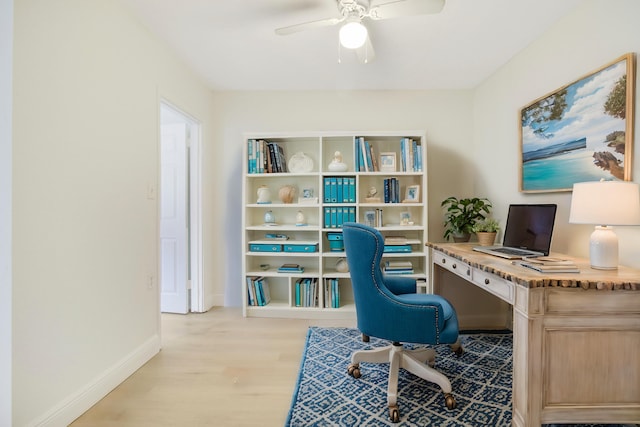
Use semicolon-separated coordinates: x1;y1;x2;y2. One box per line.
339;21;367;49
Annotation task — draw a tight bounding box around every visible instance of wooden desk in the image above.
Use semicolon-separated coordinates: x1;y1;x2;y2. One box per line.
427;242;640;427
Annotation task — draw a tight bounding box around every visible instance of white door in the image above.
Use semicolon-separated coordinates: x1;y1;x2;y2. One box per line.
160;122;189;313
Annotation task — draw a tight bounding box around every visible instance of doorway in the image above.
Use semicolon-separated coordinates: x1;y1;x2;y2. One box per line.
159;101;203;313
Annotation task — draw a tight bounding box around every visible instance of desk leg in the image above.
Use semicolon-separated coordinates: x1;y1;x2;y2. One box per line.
512;288;543;427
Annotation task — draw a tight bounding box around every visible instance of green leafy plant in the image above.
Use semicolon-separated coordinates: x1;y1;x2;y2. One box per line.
472;218;500;233
441;197;492;241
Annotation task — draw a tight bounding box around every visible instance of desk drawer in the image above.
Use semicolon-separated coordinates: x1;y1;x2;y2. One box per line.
472;269;514;304
433;252;471;280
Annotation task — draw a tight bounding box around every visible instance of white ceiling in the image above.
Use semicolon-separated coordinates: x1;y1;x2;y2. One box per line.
120;0;583;91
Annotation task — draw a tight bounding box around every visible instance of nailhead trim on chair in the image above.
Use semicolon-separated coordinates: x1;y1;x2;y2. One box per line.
359;226;442;344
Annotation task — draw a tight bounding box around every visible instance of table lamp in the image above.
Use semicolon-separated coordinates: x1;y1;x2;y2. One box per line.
569;180;640;270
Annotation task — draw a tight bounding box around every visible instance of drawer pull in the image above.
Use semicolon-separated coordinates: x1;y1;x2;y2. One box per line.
452;263;457;269
442;258;446;264
484;278;490;285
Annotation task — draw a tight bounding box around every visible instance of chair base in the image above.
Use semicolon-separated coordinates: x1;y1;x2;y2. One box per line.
347;343;456;423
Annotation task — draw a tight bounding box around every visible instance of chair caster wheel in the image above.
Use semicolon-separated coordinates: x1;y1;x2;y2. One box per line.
347;364;361;378
389;405;400;423
451;344;464;356
444;393;456;410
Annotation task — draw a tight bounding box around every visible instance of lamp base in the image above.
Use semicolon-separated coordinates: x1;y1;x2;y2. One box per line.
589;226;618;270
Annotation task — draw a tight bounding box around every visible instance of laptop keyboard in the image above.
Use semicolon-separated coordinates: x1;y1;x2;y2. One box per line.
492;247;533;256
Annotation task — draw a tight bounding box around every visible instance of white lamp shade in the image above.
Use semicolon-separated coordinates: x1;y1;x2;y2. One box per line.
339;21;368;49
569;181;640;225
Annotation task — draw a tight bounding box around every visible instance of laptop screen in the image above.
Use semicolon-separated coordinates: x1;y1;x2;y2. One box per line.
502;204;557;255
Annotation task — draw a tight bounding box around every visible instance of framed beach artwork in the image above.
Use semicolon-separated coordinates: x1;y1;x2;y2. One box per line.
519;53;635;193
379;152;396;172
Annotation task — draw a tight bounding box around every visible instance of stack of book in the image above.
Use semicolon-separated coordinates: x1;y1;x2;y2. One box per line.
355;136;379;172
517;256;579;273
323;206;357;228
399;137;423;172
246;276;271;306
383;235;417;253
384;236;407;245
295;278;318;307
383;178;400;203
278;263;304;273
323;177;356;203
383;260;414;275
247;139;288;174
323;278;340;308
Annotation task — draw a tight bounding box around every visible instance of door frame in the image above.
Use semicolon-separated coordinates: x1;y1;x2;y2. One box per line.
159;100;204;312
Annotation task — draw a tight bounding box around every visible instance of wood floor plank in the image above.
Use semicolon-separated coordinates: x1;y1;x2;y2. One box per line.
70;307;356;426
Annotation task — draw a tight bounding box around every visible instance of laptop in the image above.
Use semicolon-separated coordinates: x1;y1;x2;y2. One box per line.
472;204;557;259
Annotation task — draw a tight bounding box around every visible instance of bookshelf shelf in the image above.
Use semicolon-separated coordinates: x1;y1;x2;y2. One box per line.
242;131;428;319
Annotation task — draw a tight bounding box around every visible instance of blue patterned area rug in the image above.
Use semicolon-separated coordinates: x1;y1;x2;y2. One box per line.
285;326;634;427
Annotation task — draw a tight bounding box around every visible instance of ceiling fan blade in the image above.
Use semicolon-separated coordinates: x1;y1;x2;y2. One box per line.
368;0;445;20
275;17;343;35
355;36;376;64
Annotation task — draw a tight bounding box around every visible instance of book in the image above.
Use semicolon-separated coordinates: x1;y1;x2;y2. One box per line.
384;269;414;275
384;236;407;245
246;276;271;306
521;256;576;265
265;233;288;240
360;137;369;172
516;260;579;273
257;278;270;305
383;245;411;253
385;260;413;269
278;263;304;273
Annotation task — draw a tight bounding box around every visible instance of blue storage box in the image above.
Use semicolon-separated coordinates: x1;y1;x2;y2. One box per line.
327;232;344;251
284;243;318;253
249;242;282;252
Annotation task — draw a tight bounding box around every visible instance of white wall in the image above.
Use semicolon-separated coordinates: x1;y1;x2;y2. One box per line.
12;0;214;425
1;0;13;424
473;0;640;268
211;90;475;306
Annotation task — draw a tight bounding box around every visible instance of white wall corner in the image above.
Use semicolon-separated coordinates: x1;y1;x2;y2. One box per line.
31;335;160;427
0;0;13;424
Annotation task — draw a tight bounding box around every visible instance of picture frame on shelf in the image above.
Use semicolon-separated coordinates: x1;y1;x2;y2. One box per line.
379;152;396;172
364;210;376;227
403;185;420;203
298;187;318;204
400;211;412;226
519;52;635;193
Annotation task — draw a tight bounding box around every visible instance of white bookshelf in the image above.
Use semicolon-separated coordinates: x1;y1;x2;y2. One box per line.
242;131;428;318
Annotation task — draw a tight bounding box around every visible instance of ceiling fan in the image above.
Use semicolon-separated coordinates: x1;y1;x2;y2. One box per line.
275;0;446;63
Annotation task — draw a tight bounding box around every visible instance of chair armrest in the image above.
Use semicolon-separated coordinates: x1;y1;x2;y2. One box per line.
383;275;416;295
393;293;457;338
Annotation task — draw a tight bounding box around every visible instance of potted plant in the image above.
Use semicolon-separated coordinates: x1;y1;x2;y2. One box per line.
441;197;492;242
472;218;500;246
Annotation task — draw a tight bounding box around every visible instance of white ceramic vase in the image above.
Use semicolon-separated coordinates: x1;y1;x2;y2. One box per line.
257;185;271;204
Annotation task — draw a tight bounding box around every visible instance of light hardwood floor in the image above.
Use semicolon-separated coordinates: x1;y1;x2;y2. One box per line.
71;307;356;427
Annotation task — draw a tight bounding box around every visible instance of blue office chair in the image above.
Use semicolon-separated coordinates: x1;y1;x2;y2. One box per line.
342;222;460;423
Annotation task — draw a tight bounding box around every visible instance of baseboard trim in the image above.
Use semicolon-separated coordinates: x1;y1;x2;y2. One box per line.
31;334;160;427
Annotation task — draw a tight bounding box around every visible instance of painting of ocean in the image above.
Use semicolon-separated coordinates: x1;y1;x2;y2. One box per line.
522;149;617;192
520;54;632;192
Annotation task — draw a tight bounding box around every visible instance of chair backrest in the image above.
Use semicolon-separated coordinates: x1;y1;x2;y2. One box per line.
342;222;401;335
343;222;458;344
